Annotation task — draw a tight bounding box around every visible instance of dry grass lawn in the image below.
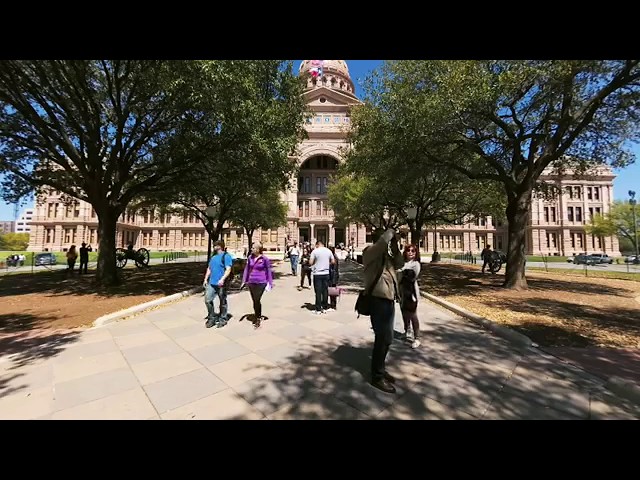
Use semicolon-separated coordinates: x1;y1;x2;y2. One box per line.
419;263;640;349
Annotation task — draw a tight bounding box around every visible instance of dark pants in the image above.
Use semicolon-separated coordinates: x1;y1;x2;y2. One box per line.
79;259;88;274
402;309;420;338
313;274;330;312
248;283;267;318
67;259;76;271
370;296;395;382
329;281;338;309
300;268;311;287
205;284;228;322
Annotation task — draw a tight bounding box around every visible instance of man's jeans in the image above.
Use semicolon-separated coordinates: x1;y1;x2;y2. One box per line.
205;283;229;322
369;296;395;382
313;274;330;312
290;255;299;275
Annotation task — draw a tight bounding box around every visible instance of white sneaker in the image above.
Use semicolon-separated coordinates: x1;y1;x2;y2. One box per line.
325;308;335;312
403;330;413;342
411;339;421;349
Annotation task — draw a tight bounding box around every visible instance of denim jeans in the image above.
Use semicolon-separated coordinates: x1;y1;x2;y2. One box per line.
313;274;330;312
290;255;299;275
205;283;228;321
369;296;395;382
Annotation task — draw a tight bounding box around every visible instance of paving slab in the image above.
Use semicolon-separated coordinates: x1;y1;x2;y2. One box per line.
1;259;637;420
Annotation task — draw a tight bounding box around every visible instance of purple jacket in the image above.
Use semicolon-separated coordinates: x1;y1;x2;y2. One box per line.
242;255;273;288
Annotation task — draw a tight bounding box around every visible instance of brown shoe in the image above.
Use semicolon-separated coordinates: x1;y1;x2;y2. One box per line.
371;378;396;394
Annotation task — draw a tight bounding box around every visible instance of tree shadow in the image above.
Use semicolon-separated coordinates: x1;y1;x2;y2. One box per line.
0;313;80;371
419;264;632;298
490;296;640;348
0;262;208;299
221;314;640;420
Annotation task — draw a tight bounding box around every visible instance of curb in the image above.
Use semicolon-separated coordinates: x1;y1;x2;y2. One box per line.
92;285;204;328
418;291;534;349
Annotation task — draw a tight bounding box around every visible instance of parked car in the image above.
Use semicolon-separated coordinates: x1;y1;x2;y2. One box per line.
34;252;57;266
624;255;640;265
572;254;598;266
589;253;614;264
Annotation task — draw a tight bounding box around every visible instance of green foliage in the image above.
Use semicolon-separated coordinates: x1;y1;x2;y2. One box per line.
146;60;307;240
360;60;640;288
230;188;288;235
0;232;29;250
590;200;640;253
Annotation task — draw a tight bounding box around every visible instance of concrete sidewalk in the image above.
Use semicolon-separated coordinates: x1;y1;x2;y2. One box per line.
0;261;638;420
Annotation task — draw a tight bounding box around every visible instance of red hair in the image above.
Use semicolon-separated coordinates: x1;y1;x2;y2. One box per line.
403;244;420;262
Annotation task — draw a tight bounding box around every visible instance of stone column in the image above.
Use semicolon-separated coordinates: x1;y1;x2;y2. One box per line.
310;223;315;243
329;223;334;246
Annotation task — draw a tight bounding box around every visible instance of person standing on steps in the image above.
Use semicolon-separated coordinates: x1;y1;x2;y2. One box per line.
363;228;404;394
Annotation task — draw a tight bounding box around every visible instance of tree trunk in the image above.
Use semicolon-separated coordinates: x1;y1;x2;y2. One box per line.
504;193;532;290
206;223;213;261
245;227;254;253
96;207;120;286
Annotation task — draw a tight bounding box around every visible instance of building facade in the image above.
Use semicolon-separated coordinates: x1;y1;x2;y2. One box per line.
27;60;621;257
15;207;34;234
0;221;14;234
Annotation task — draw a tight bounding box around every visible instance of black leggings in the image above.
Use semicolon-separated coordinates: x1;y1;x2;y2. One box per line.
402;309;420;339
248;283;267;318
300;268;311;287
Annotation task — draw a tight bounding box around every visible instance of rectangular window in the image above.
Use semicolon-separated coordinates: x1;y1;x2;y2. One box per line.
567;207;574;222
594;187;600;200
589;207;594;219
551;207;556;222
298;202;303;217
316;201;321;216
304;177;311;193
316;177;322;193
544;207;549;223
322;177;328;193
574;186;581;199
304;201;309;217
575;207;582;222
270;230;278;243
587;187;593;200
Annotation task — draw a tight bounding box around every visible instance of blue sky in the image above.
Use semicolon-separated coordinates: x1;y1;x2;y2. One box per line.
1;60;638;219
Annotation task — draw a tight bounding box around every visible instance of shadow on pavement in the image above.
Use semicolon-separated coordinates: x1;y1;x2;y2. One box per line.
224;313;640;419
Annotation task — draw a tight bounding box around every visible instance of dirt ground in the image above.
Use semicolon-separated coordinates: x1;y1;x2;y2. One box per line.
419;263;640;349
0;262;209;333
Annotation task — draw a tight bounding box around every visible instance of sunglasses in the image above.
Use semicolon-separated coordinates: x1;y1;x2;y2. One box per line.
407;249;417;253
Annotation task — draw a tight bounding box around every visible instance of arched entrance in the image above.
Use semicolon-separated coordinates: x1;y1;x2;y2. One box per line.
296;154;342;245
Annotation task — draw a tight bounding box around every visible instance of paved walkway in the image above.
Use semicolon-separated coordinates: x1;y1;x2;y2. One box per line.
1;261;638;420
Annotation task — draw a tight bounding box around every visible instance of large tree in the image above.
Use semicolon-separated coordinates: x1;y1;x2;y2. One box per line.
332;91;505;245
0;60;227;285
363;60;640;289
229;188;288;251
586;200;640;254
148;60;307;259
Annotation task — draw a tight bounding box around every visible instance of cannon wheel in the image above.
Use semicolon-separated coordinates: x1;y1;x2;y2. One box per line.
135;248;150;268
490;258;503;273
115;248;128;269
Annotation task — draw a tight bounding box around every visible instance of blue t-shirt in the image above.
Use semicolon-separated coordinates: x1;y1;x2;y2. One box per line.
209;252;233;285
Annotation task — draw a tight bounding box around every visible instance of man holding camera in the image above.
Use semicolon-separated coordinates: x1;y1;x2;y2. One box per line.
362;228;405;393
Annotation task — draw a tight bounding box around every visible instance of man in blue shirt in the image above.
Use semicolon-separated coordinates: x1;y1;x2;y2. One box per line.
203;241;234;328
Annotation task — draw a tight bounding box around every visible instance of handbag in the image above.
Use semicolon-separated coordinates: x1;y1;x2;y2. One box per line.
328;286;341;297
354;254;385;317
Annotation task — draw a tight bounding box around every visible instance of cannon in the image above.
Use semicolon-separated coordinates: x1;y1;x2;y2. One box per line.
115;246;150;269
488;250;507;273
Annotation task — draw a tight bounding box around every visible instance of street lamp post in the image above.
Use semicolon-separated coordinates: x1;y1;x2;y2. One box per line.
630;190;639;259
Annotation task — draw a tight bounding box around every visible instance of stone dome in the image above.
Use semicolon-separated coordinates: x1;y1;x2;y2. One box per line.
299;60;357;98
299;60;350;79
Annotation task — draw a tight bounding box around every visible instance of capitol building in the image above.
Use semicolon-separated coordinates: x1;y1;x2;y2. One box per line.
28;60;620;257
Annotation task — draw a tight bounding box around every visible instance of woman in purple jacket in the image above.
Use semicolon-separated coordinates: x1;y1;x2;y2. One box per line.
241;242;274;324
